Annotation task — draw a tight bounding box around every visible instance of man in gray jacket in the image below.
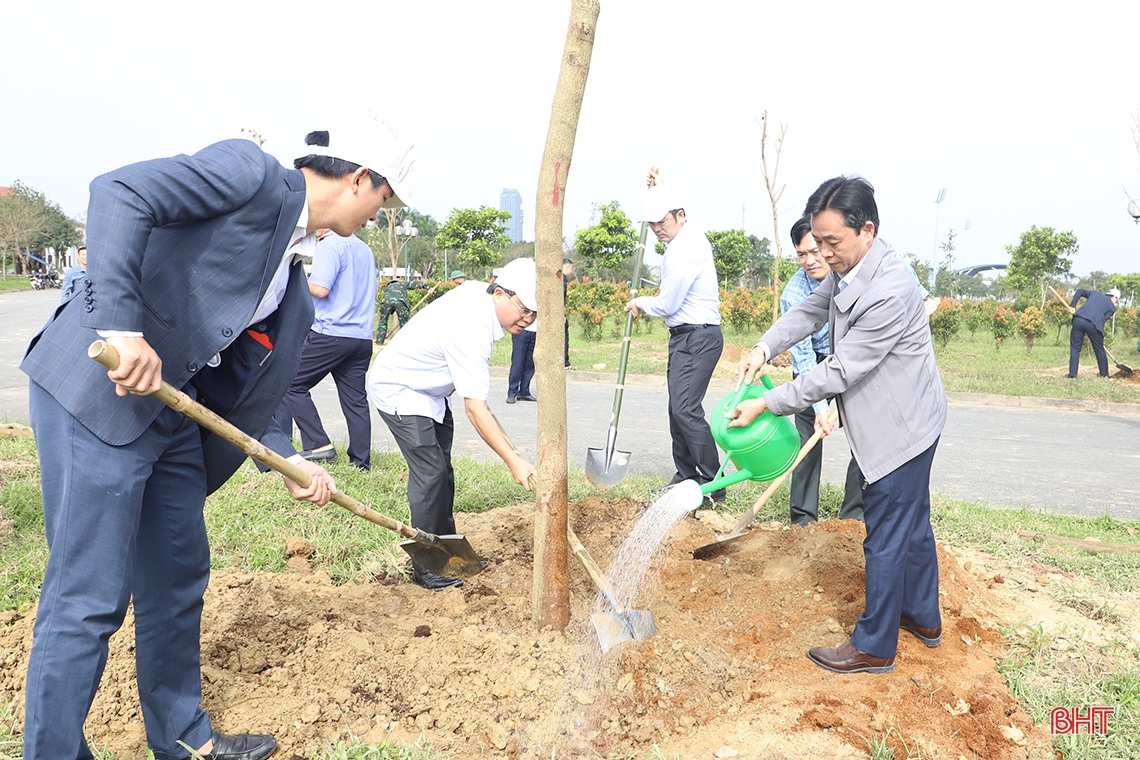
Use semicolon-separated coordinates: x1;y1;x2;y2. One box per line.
728;175;947;675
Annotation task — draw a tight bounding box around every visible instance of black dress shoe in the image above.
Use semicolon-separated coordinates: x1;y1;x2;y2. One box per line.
705;489;727;505
517;394;537;402
201;729;277;760
299;447;337;463
900;616;942;647
412;565;463;591
807;641;895;674
505;396;517;404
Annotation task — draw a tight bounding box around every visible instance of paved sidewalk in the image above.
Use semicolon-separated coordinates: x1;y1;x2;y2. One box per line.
3;289;1138;520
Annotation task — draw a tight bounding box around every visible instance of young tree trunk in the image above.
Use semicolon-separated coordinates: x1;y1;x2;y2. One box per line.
532;0;600;630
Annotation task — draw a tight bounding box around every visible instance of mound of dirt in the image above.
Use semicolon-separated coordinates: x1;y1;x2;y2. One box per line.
0;496;1053;759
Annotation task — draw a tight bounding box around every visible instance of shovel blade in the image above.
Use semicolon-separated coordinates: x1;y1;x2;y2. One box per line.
691;529;751;561
584;446;632;488
591;608;657;654
399;535;485;579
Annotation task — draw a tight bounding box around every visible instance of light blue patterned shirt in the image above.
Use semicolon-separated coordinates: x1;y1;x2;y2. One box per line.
779;268;831;416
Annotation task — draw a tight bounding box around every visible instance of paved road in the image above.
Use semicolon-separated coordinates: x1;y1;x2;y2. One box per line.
4;288;1138;521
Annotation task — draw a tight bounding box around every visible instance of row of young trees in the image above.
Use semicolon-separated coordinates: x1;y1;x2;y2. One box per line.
0;182;83;279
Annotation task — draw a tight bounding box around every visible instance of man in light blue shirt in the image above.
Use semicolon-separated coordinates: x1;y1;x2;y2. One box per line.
282;229;377;469
624;179;724;501
60;246;87;303
782;216;864;525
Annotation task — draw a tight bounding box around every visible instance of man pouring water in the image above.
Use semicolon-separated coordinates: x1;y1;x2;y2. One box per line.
726;175;947;676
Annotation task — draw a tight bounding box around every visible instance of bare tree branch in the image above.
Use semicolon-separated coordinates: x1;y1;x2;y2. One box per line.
759;111;788;322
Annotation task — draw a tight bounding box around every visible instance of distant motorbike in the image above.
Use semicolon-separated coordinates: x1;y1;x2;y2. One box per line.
29;271;61;290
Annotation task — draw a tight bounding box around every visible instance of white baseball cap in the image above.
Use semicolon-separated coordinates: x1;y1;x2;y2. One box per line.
638;183;685;223
1107;288;1121;299
304;118;413;209
495;258;538;312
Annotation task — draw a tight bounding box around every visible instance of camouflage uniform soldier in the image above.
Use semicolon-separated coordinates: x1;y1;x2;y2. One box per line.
377;277;431;343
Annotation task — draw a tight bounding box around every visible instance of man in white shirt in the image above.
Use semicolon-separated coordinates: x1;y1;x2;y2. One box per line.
624;181;724;502
368;257;539;589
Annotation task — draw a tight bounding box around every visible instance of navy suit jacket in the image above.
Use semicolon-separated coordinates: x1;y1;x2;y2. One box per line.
1071;288;1117;334
22;139;315;493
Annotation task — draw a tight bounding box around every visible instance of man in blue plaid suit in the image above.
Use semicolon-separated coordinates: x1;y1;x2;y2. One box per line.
19;120;410;760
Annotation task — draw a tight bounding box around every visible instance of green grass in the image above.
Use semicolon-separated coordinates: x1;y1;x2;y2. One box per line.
5;435;1140;759
1000;620;1140;759
310;740;447;760
0;278;31;293
0;435;671;611
496;321;1140;404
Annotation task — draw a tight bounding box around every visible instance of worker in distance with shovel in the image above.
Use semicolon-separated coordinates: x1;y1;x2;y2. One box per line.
726;176;947;676
367;257;539;590
1065;286;1119;378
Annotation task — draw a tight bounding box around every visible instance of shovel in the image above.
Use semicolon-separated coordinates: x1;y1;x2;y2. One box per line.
88;340;485;578
585;169;658;488
490;410;656;652
692;409;838;560
1105;345;1134;377
567;524;657;653
1050;286;1132;376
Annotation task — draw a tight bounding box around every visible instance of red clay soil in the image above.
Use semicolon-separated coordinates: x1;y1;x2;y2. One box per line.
0;496;1054;759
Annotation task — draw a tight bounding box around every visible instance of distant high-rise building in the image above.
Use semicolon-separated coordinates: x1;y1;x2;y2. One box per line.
500;188;524;243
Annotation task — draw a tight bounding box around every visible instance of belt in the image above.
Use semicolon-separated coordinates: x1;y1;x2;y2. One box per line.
668;323;719;337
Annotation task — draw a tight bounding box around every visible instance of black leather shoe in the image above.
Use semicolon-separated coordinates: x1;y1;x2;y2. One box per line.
505;396;517;404
807;642;895;674
412;565;463;591
517;394;537;402
900;616;942;647
299;447;337;463
705;489;726;505
200;729;277;760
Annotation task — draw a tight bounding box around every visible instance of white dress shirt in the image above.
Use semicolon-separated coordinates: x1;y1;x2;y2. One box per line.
632;221;721;328
368;281;505;423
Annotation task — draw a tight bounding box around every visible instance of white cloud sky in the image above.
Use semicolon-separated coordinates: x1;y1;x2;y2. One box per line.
4;1;1140;275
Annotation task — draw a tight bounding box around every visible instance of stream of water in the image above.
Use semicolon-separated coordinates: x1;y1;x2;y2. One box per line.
601;480;704;610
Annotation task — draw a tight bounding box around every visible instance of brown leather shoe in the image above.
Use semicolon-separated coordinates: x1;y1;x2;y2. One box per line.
900;616;942;647
807;642;895;674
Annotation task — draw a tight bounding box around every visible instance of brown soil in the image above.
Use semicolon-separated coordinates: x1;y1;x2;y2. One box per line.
1110;366;1140;383
0;497;1055;759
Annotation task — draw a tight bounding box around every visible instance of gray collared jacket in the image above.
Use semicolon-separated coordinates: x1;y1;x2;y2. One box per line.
759;237;947;483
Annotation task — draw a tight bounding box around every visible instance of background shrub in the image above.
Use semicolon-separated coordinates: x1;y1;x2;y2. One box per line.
929;298;962;348
1017;305;1047;354
992;304;1017;349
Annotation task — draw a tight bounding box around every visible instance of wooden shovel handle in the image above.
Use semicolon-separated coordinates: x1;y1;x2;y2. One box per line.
1049;286;1075;313
88;340;428;544
725;408;840;537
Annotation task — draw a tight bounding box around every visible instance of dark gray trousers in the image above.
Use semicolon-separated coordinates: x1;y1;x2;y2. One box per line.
379;406;456;537
282;331;372;468
666;325;723;487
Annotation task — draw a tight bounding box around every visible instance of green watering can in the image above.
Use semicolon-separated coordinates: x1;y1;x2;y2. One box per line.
701;374;800;495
